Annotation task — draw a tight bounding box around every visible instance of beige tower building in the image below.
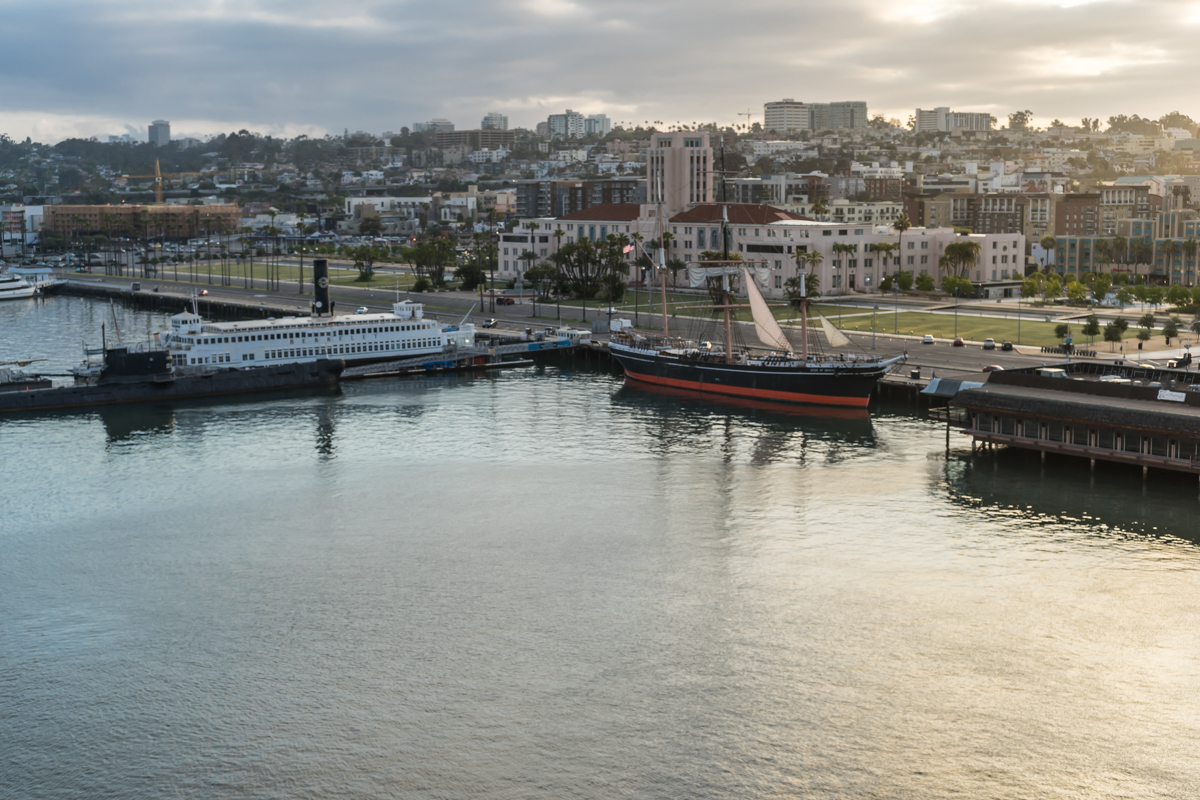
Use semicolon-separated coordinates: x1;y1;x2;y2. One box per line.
647;131;713;217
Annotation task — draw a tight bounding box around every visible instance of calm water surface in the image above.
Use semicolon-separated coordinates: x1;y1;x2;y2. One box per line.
2;296;1199;799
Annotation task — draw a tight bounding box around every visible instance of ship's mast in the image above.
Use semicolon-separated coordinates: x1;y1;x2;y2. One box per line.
721;204;732;362
800;273;809;362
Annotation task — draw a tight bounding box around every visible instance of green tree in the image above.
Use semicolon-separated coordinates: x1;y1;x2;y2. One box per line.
1092;274;1112;302
1082;314;1101;343
1115;287;1134;308
1103;321;1124;350
1054;323;1070;342
1146;285;1166;311
896;270;914;291
1066;282;1088;304
1163;318;1179;343
1167;283;1191;308
915;273;935;292
1044;275;1062;300
359;215;383;237
1138;312;1156;332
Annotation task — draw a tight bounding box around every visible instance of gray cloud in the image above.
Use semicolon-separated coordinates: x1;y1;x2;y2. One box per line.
0;0;1196;142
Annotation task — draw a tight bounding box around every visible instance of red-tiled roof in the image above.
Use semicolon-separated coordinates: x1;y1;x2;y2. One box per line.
669;203;808;225
557;203;643;221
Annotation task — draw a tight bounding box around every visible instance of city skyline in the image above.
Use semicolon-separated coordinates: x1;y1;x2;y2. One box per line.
1;0;1198;143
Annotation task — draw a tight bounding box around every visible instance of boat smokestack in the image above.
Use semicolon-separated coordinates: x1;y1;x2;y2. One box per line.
313;258;330;316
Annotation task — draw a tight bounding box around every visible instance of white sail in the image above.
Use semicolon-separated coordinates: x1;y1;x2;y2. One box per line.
741;267;792;353
820;315;851;348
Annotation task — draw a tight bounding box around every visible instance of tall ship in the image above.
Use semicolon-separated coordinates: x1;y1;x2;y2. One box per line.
156;299;475;369
609;263;904;408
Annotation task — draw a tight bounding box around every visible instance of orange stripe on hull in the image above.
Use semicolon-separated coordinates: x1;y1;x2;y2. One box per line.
623;370;872;408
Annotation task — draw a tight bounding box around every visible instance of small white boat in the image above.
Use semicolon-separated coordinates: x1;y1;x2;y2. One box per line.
0;272;36;301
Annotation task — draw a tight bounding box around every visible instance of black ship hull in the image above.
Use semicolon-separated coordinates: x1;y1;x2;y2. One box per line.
610;347;890;408
0;359;344;413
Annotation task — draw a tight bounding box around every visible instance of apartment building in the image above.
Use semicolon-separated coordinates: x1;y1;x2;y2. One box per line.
547;110;585;139
1056;193;1100;237
148;120;171;147
782;199;902;226
915;108;993;134
728;173;830;205
1096;184;1162;234
515;178;645;218
434;129;516;150
762;100;868;132
584;114;612;136
481;112;508;130
764;99;813;133
45;204;240;237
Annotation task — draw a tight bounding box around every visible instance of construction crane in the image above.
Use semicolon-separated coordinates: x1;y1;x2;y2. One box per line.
119;159;175;205
737;108;757;130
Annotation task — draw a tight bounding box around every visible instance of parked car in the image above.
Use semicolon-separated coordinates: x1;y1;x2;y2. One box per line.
982;338;995;350
922;334;934;344
480;318;498;328
198;289;209;296
355;306;368;314
1001;341;1014;351
130;283;141;292
952;337;965;347
497;297;515;305
982;365;1005;372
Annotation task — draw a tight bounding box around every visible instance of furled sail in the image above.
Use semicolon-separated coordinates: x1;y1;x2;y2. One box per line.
819;315;851;348
741;267;792;353
687;263;771;288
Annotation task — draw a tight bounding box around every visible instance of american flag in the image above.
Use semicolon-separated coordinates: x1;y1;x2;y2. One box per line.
622;244;634;254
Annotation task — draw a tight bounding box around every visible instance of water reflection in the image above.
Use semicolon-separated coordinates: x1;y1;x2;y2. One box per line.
99;404;176;443
611;382;875;465
944;447;1200;543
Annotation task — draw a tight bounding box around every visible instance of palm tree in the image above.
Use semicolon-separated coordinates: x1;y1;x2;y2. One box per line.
1113;234;1128;268
1160;239;1179;280
1183;238;1198;284
1092;238;1111;272
943;240;982;279
892;212;911;274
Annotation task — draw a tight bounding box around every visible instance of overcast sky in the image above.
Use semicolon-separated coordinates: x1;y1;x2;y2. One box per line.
1;0;1196;143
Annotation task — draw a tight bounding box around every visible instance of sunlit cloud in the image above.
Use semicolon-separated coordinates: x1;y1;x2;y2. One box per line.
0;0;1196;142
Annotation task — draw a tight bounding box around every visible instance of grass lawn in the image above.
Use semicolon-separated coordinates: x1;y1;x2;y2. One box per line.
829;310;1144;348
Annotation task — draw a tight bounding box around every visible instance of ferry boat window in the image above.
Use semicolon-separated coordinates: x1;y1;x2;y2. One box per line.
977;413;991;432
1097;430;1115;449
1072;427;1089;445
1023;420;1040;438
1151;437;1167;457
1047;423;1064;442
1123;434;1141;454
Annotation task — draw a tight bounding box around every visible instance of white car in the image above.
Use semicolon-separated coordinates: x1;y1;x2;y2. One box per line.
922;334;935;344
355;306;368;314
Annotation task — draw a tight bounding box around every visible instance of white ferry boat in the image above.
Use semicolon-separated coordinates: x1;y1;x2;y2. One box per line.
157;300;475;368
0;272;37;301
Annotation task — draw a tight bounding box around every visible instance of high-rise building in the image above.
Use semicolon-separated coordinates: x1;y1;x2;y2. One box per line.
764;99;812;133
915;108;994;134
647;131;713;217
585;114;611;136
148;120;171;146
415;118;454;133
947;112;994;132
828;102;868;129
547;110;585;139
481;112;508;130
915;108;949;133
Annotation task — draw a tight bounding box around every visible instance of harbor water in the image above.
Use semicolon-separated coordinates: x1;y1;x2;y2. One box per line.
3;295;1199;799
